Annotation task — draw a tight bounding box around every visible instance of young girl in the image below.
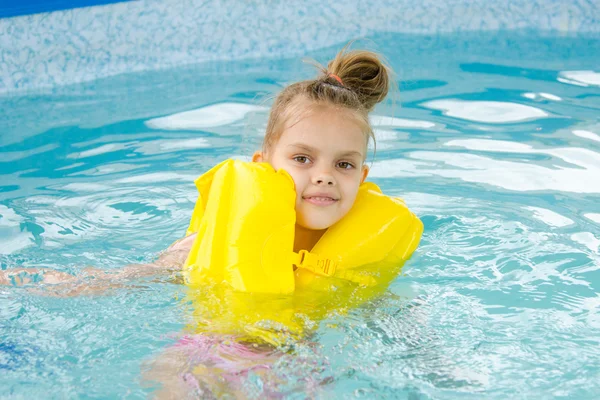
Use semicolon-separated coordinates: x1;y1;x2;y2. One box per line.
2;46;422;397
1;46;408;290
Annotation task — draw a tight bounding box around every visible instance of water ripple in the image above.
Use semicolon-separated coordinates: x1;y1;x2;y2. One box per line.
4;183;195;265
422;99;548;123
2;31;600;399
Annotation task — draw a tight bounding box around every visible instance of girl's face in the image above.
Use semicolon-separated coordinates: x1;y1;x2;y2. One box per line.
254;105;369;230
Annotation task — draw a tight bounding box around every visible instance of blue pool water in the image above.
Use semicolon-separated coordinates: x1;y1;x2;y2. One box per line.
1;31;600;398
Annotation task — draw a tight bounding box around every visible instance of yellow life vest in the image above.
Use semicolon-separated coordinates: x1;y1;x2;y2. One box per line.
182;159;423;346
183;159;422;293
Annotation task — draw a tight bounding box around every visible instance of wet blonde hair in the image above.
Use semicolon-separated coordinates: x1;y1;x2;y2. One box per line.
262;45;392;157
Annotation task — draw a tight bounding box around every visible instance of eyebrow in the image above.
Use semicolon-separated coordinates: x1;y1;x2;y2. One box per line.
338;150;364;159
287;143;317;153
287;143;364;159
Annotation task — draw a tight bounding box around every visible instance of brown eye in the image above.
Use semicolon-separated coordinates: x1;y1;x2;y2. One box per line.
293;156;310;164
337;161;354;169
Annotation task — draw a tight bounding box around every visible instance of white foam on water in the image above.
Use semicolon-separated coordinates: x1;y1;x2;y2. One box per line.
573;130;600;143
571;232;600;253
446;139;600;171
71;163;149;176
584;213;600;224
447;139;532;152
368;158;438;178
524;206;574;228
67;143;130;159
145;102;268;130
116;172;197;183
559;71;600;87
422;99;548;123
69;138;211;159
370;146;600;193
156;138;210;150
433;151;596;192
0;205;23;227
134;138;210;155
539;92;562;101
62;183;113;192
56;162;86;171
557;77;588;87
523;92;562;101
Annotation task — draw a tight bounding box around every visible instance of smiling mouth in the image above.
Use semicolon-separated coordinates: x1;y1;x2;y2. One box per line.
302;196;339;206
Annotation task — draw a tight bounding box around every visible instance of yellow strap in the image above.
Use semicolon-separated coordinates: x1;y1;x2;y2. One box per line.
294;250;337;276
291;250;377;287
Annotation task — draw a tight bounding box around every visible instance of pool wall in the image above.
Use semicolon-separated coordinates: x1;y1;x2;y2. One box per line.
0;0;131;18
0;0;599;93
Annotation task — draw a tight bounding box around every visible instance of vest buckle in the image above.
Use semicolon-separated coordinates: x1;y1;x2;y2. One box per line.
294;250;337;277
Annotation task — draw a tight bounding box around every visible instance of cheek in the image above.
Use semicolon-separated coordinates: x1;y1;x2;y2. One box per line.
268;155;303;193
284;169;307;196
340;176;362;205
341;173;362;194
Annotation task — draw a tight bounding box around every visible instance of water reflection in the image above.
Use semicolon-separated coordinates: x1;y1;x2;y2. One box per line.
573;129;600;143
558;70;600;87
524;206;574;228
522;92;562;101
371;138;600;194
145;102;268;130
422;99;548;123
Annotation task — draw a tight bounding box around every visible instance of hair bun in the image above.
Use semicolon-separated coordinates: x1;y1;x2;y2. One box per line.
327;48;390;111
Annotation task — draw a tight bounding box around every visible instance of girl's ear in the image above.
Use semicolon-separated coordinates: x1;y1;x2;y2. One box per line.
360;164;369;183
252;151;264;163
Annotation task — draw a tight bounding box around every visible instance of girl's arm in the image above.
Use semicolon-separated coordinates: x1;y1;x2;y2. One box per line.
0;234;197;294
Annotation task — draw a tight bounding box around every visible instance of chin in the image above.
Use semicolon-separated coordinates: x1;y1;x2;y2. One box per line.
297;216;337;231
306;224;331;231
297;222;328;231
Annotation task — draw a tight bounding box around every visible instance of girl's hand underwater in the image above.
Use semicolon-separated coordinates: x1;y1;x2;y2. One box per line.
0;242;192;297
0;268;78;286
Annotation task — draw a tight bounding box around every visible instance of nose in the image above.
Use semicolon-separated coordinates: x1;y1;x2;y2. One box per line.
312;170;336;186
